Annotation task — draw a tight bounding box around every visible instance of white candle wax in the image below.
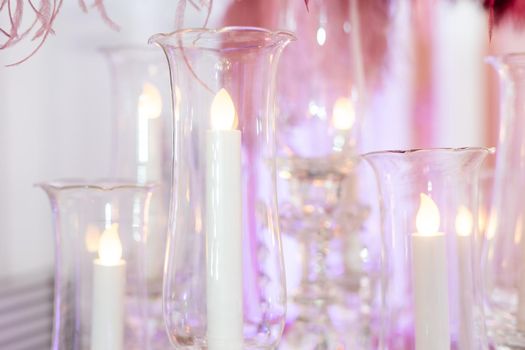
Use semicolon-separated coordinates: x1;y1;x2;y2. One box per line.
413;233;450;350
206;89;243;350
412;194;450;350
456;206;474;349
91;225;126;350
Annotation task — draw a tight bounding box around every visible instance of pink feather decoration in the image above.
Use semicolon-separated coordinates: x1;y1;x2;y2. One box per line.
173;0;212;29
0;0;117;66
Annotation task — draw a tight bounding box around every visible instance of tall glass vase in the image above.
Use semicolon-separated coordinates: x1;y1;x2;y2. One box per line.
37;180;167;350
485;53;525;348
101;47;171;185
149;27;294;349
275;0;370;348
101;47;171;346
363;148;490;350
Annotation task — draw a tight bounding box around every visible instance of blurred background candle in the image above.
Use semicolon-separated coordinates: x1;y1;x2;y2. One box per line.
455;205;474;349
91;223;126;350
206;88;243;350
137;82;163;183
412;193;450;350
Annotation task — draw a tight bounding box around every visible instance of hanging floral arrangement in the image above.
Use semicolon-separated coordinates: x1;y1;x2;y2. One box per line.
1;0;525;66
483;0;525;37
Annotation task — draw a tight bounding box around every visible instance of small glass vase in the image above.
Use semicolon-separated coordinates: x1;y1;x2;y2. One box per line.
149;27;294;349
37;180;167;350
363;148;490;350
485;53;525;348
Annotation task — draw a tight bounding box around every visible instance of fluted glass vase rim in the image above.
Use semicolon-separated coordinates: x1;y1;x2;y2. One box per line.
35;178;157;192
148;26;296;51
486;52;525;65
361;146;495;159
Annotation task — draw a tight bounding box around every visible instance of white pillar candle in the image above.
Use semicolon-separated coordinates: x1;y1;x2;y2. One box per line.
412;193;450;350
206;88;243;350
91;224;126;350
456;205;474;350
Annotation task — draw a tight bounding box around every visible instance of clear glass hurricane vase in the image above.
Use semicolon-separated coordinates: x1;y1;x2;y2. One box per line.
101;46;171;185
37;180;166;350
485;53;525;348
101;45;171;284
149;27;294;349
364;148;490;350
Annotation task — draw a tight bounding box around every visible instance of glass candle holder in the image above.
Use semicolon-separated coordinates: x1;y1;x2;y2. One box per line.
37;180;168;350
149;27;294;349
485;53;525;348
102;46;171;292
363;148;490;350
101;46;171;185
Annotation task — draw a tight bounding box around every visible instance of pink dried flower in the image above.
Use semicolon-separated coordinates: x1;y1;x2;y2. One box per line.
484;0;525;38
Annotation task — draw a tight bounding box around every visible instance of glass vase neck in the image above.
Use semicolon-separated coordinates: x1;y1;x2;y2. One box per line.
487;53;525;82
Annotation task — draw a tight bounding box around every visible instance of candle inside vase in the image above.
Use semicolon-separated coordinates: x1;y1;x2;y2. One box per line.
412;193;450;350
206;88;243;350
456;205;474;349
137;82;163;183
91;224;126;350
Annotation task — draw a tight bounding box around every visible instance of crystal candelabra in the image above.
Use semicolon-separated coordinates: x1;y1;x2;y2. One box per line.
275;0;371;348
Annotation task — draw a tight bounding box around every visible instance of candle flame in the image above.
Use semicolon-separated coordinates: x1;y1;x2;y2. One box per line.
85;225;101;253
316;27;327;46
478;207;487;234
210;88;237;130
455;205;473;237
98;224;123;265
332;97;356;130
486;210;498;240
138;82;162;119
416;193;440;235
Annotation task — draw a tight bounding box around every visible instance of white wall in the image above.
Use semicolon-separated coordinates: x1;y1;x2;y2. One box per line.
0;0;230;278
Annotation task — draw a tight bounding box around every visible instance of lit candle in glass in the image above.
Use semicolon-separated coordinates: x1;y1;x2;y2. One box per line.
137;82;163;182
91;224;126;350
412;193;450;350
206;88;243;350
331;97;355;131
331;97;355;152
